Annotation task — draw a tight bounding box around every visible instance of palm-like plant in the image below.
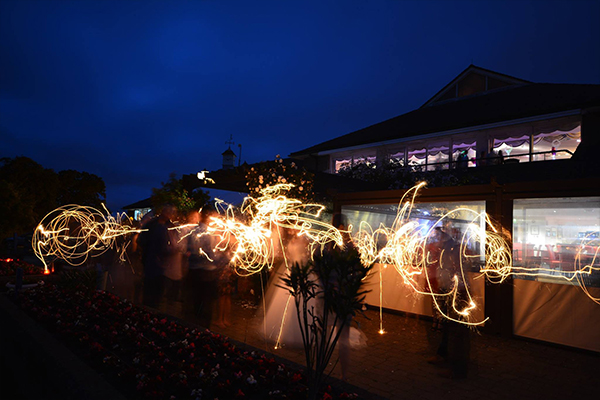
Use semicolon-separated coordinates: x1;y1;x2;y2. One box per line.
280;246;372;400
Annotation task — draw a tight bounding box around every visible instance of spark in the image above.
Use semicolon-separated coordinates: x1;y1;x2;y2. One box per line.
32;204;143;273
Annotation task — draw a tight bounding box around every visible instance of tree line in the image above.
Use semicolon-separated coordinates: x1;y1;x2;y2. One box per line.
0;156;106;239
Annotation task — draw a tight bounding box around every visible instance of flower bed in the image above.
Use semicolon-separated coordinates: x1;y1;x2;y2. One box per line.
0;258;44;276
15;284;359;399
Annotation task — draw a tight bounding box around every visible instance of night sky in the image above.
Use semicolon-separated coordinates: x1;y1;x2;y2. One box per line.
1;0;599;211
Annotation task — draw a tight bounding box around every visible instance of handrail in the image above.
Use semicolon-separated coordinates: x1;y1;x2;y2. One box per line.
411;149;575;170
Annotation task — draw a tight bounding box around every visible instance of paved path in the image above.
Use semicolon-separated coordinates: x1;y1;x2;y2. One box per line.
166;298;599;400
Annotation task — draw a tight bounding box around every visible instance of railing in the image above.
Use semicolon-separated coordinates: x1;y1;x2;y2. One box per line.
414;149;575;171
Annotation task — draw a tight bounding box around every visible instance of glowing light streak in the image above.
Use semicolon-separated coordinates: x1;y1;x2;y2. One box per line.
352;184;513;326
32;205;143;273
205;184;345;277
507;233;600;304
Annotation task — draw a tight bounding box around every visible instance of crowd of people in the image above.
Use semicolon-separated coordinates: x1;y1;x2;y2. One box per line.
131;204;235;330
113;206;472;380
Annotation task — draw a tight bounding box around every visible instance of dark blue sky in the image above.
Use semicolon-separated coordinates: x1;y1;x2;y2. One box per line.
1;0;599;211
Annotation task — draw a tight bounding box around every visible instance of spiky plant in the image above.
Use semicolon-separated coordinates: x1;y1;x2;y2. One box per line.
280;246;372;400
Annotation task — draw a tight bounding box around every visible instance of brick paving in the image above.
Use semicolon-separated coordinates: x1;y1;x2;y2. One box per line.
166;298;599;400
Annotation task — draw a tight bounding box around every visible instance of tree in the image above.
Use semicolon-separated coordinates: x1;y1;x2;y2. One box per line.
0;157;59;239
58;169;106;208
151;173;210;217
0;157;107;241
245;155;314;202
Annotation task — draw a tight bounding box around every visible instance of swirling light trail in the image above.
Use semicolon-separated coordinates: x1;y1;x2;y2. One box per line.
30;182;598;332
32;204;143;273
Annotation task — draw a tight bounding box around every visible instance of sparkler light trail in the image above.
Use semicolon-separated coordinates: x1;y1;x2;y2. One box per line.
30;182;598;332
352;183;514;326
204;184;345;277
32;204;143;273
507;233;600;304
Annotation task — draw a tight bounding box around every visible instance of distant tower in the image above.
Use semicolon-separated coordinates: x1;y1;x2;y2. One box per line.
222;135;237;170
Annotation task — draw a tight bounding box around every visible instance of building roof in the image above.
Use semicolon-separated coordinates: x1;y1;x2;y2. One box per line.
290;83;600;157
422;64;531;107
122;197;153;210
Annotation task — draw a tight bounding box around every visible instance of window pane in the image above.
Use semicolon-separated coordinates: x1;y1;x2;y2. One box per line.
342;200;486;266
532;127;581;161
427;144;449;171
335;158;351;172
513;197;600;287
453;139;477;167
408;147;426;167
494;136;529;163
389;150;405;166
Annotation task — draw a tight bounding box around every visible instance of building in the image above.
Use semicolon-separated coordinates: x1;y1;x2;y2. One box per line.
291;65;600;352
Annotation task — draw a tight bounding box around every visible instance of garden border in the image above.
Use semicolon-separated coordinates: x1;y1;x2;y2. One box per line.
0;293;128;400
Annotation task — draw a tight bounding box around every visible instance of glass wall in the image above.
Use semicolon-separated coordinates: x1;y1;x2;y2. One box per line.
340;200;486;318
512;197;600;287
532;128;580;161
513;196;600;352
426;144;450;171
407;146;427;167
329;119;580;174
493;136;530;163
388;149;406;166
452;140;476;168
342;201;486;269
334;157;351;172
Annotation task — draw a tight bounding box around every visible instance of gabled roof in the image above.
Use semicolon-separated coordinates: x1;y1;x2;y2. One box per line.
421;64;530;107
123;197;153;210
290;83;600;157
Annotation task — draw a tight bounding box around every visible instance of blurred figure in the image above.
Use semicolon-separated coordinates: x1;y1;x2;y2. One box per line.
184;208;220;328
164;212;185;312
427;226;471;379
137;204;177;309
425;227;443;330
456;150;469;169
329;213;356;382
261;229;311;347
214;259;236;329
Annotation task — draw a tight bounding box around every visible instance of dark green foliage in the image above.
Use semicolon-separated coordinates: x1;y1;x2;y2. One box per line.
57;169;106;208
0;157;106;241
151;173;210;216
280;246;372;400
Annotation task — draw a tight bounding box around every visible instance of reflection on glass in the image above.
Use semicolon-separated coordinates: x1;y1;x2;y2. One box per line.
341;201;486;270
408;147;426;167
427;145;449;171
494;136;529;163
335;158;351;172
532;127;580;161
513;197;600;287
389;150;405;167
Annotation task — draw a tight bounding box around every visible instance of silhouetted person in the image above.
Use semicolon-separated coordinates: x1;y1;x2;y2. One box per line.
164;213;185;310
184;208;222;328
456;151;469;169
329;213;355;381
137;204;177;309
427;227;470;379
214;251;236;328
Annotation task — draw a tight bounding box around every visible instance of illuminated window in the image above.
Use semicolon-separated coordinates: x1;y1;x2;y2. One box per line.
513;197;600;287
532;127;580;161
